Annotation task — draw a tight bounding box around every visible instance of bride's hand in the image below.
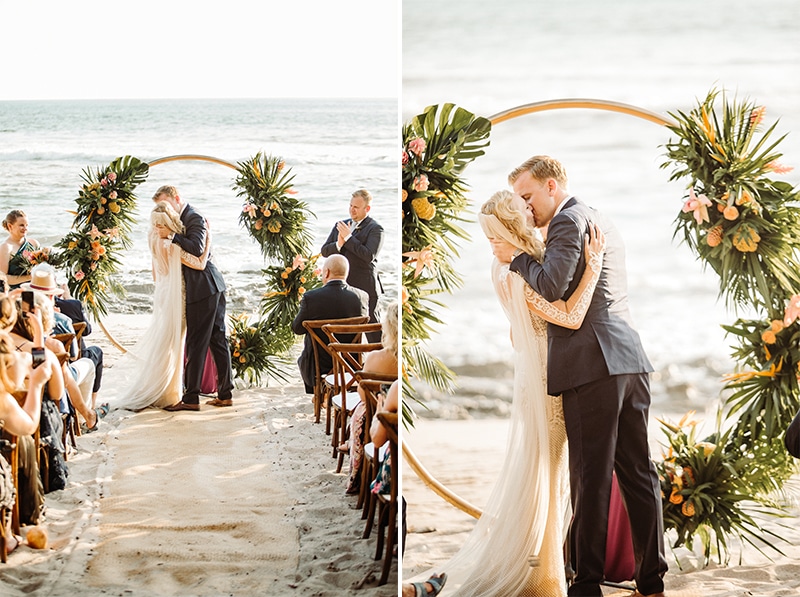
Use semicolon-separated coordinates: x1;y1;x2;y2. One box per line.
490;238;518;264
585;223;606;256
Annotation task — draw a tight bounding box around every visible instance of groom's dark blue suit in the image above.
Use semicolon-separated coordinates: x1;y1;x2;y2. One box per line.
511;197;667;596
172;203;233;405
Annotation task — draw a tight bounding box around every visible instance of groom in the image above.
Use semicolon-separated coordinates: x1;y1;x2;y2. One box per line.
153;185;234;412
492;156;667;597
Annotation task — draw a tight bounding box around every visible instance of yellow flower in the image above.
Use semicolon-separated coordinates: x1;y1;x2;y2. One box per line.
267;221;282;233
695;441;717;457
402;189;408;201
681;500;695;517
732;227;760;252
68;241;77;250
109;202;120;214
412;197;436;220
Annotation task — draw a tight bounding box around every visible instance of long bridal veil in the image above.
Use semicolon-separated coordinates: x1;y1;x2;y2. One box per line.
106;234;184;411
410;258;571;596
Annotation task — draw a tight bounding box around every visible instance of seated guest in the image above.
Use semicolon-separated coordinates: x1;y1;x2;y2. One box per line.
291;254;369;394
0;292;54;527
0;209;40;290
21;265;107;427
343;301;398;494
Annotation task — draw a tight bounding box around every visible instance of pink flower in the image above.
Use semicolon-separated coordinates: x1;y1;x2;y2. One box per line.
407;137;426;156
402;150;409;165
100;177;108;187
785;294;800;326
291;255;307;270
681;188;712;225
90;224;104;239
412;174;430;192
766;161;794;175
750;106;766;126
107;172;117;182
109;190;118;200
104;227;120;238
74;270;85;281
242;204;257;218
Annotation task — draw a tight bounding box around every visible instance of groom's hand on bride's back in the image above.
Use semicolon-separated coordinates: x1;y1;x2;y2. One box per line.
490;238;517;263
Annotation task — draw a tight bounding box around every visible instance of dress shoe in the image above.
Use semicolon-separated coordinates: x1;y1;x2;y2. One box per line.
164;401;200;412
205;398;232;407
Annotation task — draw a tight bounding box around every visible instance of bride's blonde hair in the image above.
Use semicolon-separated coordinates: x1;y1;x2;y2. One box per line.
150;201;184;234
479;190;544;262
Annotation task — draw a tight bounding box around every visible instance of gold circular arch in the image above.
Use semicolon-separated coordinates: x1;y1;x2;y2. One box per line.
96;154;238;351
403;98;673;519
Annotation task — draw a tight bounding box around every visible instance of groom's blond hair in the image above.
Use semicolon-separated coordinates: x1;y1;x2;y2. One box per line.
508;155;568;188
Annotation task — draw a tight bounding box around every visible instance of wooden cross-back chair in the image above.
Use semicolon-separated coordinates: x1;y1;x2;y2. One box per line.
354;373;397;514
302;316;369;427
325;340;383;473
323;321;383;472
372;411;398;586
49;333;81;456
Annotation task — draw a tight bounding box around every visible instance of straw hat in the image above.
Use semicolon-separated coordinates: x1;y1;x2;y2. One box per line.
21;264;64;296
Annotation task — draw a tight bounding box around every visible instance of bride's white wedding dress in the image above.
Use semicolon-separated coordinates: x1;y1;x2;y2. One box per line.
415;214;602;596
108;232;205;411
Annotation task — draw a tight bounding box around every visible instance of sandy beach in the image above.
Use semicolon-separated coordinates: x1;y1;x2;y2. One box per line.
0;314;397;596
403;417;800;597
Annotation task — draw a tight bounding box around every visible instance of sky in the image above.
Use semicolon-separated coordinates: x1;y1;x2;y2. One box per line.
0;0;399;100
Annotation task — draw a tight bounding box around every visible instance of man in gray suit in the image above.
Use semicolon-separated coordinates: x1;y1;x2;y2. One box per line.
492;156;667;597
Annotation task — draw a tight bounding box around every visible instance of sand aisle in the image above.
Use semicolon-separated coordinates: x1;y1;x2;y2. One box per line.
86;394;298;595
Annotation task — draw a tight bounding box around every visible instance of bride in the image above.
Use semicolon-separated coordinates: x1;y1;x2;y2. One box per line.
414;190;605;597
109;201;209;411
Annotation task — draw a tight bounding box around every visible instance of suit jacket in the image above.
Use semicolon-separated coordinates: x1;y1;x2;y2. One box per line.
291;279;369;392
170;203;226;304
511;197;652;395
320;216;384;307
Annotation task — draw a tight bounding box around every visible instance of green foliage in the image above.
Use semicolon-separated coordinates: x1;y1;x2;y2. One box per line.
401;104;491;424
260;255;323;330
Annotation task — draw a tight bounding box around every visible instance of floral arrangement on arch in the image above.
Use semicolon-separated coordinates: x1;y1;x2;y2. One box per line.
54;156;150;317
260;253;323;330
401;104;491;425
660;88;800;561
234;152;314;263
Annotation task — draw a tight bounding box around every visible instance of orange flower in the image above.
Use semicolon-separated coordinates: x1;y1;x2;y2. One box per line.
682;500;695;517
298;287;306;295
268;221;282;233
669;488;684;504
771;319;785;333
750;106;766;126
736;189;753;206
723;205;739;221
761;330;777;344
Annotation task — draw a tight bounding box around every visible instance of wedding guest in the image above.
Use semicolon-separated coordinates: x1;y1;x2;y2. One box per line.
320;189;384;341
291;254;369;394
0;293;52;525
0;210;40;290
54;292;104;410
403;574;448;597
342;301;399;494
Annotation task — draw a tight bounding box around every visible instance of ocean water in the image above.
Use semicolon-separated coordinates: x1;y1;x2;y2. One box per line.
0;98;399;317
403;0;800;418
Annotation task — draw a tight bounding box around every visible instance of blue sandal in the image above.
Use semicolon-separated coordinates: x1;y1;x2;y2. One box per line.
412;573;447;597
